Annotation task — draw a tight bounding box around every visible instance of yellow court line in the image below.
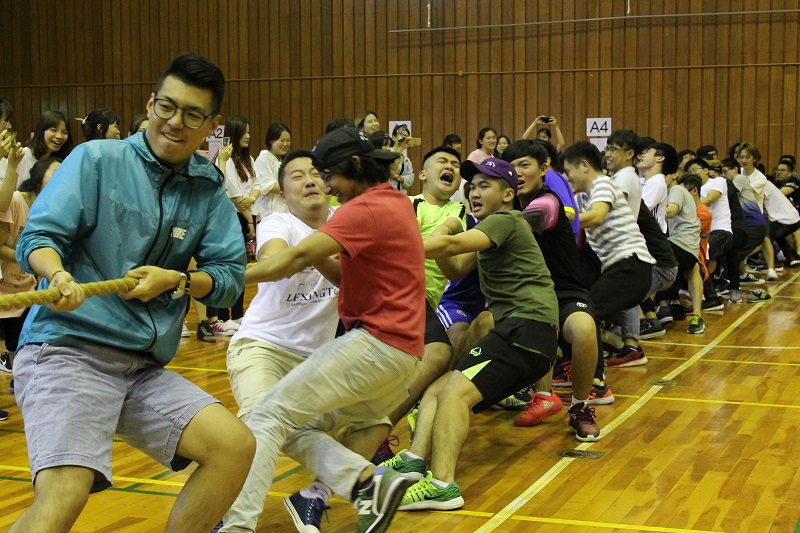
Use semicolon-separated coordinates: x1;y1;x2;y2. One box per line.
165;365;228;373
642;341;800;350
647;355;800;367
612;393;800;409
510;514;723;533
474;270;800;533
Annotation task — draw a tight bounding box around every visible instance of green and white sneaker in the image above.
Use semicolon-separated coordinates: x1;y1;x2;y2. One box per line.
399;471;465;511
354;466;412;533
379;449;426;481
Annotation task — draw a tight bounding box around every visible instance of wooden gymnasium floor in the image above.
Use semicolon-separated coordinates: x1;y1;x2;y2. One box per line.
1;271;800;533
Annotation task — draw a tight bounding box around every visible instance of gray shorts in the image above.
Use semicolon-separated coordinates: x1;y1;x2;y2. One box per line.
14;343;219;492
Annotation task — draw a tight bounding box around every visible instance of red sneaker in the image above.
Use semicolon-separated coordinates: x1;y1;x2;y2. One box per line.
552;360;572;388
606;345;647;367
568;402;601;441
514;391;563;427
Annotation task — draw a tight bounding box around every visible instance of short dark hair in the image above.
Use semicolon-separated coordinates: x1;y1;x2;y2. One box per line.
442;134;461;148
677;173;702;193
81;108;120;141
537;127;552;140
647;143;679;175
684;158;710;173
562;141;604;172
778;158;795;172
422;146;461;167
501;139;549;166
640;136;657;150
534;138;562;172
278;148;315;191
0;99;13;122
697;145;717;159
779;154;796;165
607;129;643;156
721;158;739;171
326;116;355;133
677;149;696;163
128;113;148;136
19;156;61;194
155;53;225;115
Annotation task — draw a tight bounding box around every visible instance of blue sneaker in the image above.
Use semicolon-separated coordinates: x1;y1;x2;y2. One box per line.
354;466;411;533
284;491;330;533
209;520;223;533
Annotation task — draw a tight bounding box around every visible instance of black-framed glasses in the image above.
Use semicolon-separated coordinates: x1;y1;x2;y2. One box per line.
152;98;214;129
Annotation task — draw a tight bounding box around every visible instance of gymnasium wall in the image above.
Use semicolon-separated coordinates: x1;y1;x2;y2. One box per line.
2;0;799;194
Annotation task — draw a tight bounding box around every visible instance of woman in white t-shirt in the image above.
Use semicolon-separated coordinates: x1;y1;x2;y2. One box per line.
254;123;291;217
16;111;73;189
466;127;497;164
221;115;262;238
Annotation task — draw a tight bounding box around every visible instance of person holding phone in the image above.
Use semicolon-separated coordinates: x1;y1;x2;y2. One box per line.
523;115;566;152
391;123;416;194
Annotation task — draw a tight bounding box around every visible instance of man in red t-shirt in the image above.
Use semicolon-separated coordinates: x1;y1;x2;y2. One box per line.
228;128;425;533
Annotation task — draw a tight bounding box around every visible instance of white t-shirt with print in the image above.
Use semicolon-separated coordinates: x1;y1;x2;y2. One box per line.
641;173;668;233
231;207;339;356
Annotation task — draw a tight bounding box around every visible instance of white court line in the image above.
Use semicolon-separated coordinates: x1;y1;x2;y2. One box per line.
474;271;800;532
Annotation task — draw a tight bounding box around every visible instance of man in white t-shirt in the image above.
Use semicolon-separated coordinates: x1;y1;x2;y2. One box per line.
637;142;678;234
605;129;643;218
221;149;344;532
687;158;733;305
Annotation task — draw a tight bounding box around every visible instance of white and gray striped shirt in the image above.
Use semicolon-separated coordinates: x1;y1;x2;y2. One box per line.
585;175;655;270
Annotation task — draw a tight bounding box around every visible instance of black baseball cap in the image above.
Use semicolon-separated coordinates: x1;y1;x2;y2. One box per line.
311;127;400;171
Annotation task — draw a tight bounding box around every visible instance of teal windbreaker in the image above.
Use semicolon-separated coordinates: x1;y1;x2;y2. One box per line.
16;133;246;365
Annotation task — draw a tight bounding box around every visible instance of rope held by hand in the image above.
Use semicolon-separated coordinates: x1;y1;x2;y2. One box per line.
0;277;139;311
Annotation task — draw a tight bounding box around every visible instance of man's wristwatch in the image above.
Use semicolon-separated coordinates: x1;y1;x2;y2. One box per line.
171;271;191;299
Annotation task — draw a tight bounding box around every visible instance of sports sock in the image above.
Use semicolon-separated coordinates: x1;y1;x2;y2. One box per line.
300;481;332;502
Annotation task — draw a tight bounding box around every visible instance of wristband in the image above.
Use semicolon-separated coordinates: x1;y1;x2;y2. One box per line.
50;270;64;282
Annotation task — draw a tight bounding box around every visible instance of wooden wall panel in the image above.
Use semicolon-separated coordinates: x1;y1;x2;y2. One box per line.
2;0;800;194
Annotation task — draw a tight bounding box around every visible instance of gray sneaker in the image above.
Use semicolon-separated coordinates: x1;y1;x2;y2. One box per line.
728;289;742;303
747;289;772;302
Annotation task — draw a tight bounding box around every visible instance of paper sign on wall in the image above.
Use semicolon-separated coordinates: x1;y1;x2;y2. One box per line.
205;126;225;162
586;118;611;137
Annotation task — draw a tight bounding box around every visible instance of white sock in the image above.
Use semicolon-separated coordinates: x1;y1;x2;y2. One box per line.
300;481;331;502
535;390;553;398
403;450;423;461
572;397;588;407
430;477;450;489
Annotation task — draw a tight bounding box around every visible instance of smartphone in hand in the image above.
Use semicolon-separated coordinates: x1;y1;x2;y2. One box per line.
222;137;231;148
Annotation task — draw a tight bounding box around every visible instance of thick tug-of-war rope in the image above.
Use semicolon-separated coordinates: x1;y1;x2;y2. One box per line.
0;277;139;311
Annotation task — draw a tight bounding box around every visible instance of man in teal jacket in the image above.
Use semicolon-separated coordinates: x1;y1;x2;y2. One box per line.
9;53;255;533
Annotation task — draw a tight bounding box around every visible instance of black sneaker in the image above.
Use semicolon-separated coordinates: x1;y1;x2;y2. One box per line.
739;273;765;285
0;351;11;373
669;303;687;321
196;320;216;343
657;305;674;324
747;289;772;302
639;319;666;340
701;297;724;311
0;409;8;421
284;491;330;533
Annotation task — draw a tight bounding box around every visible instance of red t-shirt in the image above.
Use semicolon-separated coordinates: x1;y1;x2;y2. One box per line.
320;183;425;357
